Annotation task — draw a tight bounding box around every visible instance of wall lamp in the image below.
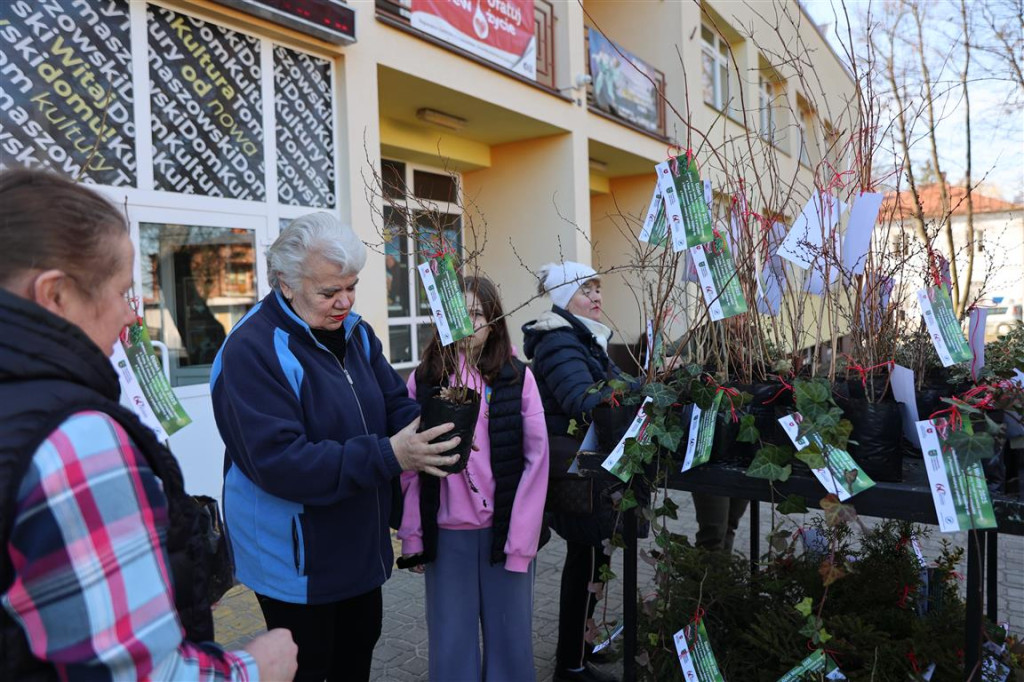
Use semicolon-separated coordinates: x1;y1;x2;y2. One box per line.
416;108;467;132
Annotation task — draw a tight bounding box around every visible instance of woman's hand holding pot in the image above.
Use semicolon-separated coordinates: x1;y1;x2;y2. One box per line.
391;418;460;477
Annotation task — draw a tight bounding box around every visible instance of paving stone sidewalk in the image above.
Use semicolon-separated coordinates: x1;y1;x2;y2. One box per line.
214;494;1023;680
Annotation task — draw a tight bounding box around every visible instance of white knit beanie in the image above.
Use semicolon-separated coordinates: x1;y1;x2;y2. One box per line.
539;261;599;310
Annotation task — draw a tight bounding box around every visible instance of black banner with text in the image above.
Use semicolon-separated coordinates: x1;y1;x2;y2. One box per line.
274;46;335;208
0;0;136;185
148;6;264;200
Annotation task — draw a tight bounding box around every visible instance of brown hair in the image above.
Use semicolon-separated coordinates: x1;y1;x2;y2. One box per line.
0;169;128;295
416;275;517;386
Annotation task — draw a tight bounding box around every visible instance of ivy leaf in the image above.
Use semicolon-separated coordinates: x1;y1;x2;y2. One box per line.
769;529;791;553
567;418;579;436
690;380;717;410
794;597;814;618
814;406;845;431
618;488;639;512
817;628;832;644
647;421;682;452
799;619;821;643
736;413;760;443
746;444;794;482
643;381;678;408
946;429;996;466
794;378;830;406
820;494;858;527
795;447;826;470
819;558;847;586
655;495;679;520
777;494;808;515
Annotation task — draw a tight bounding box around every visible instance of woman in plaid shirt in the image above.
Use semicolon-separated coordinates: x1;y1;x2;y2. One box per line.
0;169;297;681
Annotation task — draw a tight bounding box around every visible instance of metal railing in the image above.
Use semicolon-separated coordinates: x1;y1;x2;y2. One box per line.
375;0;557;91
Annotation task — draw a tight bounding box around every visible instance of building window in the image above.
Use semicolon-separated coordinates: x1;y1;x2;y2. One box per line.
702;26;731;113
798;106;813;167
382;159;463;368
759;76;776;142
140;223;257;387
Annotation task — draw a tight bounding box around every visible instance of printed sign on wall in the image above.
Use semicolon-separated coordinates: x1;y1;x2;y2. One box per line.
410;0;536;79
588;28;660;134
274;46;335;208
0;0;136;185
148;6;265;200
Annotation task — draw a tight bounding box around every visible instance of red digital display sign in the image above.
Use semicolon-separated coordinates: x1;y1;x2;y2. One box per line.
213;0;357;44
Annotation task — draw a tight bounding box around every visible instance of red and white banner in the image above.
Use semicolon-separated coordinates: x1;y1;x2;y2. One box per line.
411;0;536;79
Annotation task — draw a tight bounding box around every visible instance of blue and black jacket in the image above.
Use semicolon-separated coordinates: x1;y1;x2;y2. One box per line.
210;290;418;604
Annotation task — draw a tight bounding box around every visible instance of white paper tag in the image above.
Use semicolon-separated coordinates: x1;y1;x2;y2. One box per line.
841;192;883;275
890;364;921;447
968;307;989;376
778;191;845;270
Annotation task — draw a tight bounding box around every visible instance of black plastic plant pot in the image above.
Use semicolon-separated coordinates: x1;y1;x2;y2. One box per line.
741;381;793;448
420;387;480;474
591;403;638;454
844;399;904;482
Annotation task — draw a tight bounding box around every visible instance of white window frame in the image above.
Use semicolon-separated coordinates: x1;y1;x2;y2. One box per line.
702;26;732;114
380;160;464;369
759;76;776;142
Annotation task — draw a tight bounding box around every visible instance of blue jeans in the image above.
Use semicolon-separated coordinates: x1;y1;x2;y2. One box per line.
424;527;536;681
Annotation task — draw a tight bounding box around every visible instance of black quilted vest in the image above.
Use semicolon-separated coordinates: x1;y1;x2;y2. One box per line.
414;359;527;565
0;289;216;680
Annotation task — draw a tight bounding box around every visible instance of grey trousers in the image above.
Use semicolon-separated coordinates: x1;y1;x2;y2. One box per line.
424;527;537;682
692;493;749;552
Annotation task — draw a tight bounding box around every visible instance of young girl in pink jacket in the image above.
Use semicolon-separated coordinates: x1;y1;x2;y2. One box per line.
399;275;550;681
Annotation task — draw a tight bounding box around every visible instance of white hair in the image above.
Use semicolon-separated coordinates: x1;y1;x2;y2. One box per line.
267;212;367;290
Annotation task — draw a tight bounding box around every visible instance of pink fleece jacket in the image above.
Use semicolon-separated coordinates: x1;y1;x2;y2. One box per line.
398;359;550;573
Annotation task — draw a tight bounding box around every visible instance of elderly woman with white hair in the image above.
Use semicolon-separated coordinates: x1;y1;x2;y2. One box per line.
522;261;635;682
211;212;460;682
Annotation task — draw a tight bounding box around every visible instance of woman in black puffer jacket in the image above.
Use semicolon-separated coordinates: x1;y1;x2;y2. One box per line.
522;261;633;682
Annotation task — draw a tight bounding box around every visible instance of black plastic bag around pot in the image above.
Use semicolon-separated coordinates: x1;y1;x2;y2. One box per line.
743;381;793;448
592;403;639;454
844;373;893;403
844;399;904;482
420;387;480;473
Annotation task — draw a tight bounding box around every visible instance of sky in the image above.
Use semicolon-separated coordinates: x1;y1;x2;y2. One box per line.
800;0;1023;203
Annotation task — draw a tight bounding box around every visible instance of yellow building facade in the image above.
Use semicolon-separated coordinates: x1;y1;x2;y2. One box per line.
0;0;855;496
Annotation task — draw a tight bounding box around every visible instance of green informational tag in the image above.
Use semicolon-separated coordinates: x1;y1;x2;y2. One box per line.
778;414;876;500
601;397;654;482
691;230;749;321
655;156;714;251
673;620;725;681
417;253;474;346
917;285;973;367
777;649;846;681
113;319;192;439
916;417;998;532
640;185;669;248
681;392;723;472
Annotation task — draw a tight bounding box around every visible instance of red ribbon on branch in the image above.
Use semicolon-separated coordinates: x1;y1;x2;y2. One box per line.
906;650;921;674
764;374;794;405
843;355;894;394
897;584;912;609
716;385;742;423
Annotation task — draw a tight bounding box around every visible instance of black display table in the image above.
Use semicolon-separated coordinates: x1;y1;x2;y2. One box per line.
577;455;1024;681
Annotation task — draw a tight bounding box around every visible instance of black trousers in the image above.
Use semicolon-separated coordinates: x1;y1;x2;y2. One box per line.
556;539;611;669
255;587;383;682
